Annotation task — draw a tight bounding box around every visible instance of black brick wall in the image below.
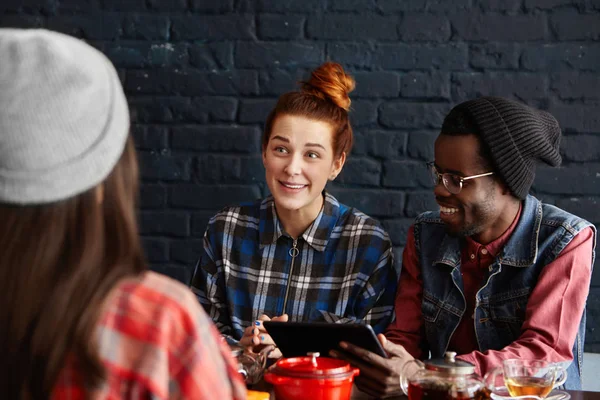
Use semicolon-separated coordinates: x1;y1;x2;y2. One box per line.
2;0;599;352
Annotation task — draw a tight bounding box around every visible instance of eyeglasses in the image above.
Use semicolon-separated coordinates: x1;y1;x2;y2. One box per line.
427;162;494;195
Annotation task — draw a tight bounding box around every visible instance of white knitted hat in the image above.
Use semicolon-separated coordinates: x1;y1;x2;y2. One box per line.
0;28;129;204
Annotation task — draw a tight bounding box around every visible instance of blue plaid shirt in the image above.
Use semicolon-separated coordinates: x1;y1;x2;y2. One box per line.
191;192;397;342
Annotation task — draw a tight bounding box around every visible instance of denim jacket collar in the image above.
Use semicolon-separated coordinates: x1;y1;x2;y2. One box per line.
433;195;541;268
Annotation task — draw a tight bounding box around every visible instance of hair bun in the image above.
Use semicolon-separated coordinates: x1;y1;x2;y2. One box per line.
301;62;355;111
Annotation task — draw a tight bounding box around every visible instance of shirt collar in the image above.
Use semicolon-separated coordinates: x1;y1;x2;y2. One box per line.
258;191;341;252
464;202;523;258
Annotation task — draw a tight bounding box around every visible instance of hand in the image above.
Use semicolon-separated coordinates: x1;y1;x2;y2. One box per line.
239;314;288;359
330;334;417;398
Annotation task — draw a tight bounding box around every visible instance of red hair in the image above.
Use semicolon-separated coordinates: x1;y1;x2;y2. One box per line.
262;62;355;158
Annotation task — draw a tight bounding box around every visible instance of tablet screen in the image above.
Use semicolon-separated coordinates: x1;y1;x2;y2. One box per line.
263;321;388;358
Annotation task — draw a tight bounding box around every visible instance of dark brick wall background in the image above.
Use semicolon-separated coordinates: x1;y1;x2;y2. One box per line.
2;0;599;351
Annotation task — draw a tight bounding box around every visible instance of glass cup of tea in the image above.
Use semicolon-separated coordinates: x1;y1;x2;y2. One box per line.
484;359;568;399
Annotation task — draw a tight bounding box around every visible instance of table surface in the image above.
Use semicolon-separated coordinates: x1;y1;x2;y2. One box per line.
250;382;600;400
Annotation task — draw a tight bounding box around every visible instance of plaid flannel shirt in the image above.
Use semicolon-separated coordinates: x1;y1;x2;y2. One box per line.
191;192;397;342
52;272;246;400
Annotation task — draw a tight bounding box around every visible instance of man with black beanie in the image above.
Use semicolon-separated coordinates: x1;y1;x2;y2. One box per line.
332;97;596;397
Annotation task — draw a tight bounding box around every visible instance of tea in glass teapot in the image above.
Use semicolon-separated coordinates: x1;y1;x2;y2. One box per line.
400;352;491;400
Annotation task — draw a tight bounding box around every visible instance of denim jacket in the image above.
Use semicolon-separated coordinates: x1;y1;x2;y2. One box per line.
413;195;595;389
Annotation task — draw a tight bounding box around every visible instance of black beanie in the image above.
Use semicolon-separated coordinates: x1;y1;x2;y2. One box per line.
443;97;562;200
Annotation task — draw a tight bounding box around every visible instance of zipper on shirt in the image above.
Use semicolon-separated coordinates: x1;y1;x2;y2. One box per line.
282;238;299;315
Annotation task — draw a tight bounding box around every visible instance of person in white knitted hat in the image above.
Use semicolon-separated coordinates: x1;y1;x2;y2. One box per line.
0;29;246;399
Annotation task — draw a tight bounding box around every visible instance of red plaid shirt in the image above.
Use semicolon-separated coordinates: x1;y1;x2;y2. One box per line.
52;272;246;399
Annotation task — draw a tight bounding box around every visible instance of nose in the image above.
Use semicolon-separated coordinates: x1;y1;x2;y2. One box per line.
284;154;302;176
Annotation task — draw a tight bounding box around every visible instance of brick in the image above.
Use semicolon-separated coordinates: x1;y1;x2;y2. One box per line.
139;184;167;209
377;0;472;12
129;97;190;123
142;238;169;263
548;104;600;132
171;126;262;153
189;43;233;70
551;72;600;99
0;15;45;29
524;0;587;10
55;0;98;12
336;158;381;186
170;239;204;264
551;11;600;40
191;0;234;12
171;15;255;40
101;0;145;11
255;0;327;12
139;212;190;237
194;97;238;123
399;14;451;42
407;131;438;161
555;197;600;224
125;70;171;94
150;265;191;285
239;99;277;123
381;219;414;247
257;14;304;40
328;188;405;217
561;135;600;162
123;14;169;40
192;155;265;184
258;69;308;96
307;14;399;40
383;160;431;188
235;42;324;68
379;102;448;129
451;14;547;41
172;70;259;96
170;185;262;210
350;100;379;127
451;72;549;101
147;0;187;11
475;0;523;11
192;212;217;236
138;152;190;182
586;288;600;343
46;14;123;40
328;43;375;69
405;191;438;217
521;44;600;71
374;44;469;70
470;44;520;69
132;125;168;150
401;71;450;100
353;130;407;159
353;72;401;98
534;164;600;195
104;42;188;68
329;0;379;11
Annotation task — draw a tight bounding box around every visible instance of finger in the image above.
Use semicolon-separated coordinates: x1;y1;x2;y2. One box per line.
272;313;288;322
339;341;389;369
256;333;276;346
330;349;392;379
257;314;272;322
381;339;411;358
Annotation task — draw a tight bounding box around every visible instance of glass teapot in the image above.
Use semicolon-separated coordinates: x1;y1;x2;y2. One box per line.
400;352;491;400
228;343;272;385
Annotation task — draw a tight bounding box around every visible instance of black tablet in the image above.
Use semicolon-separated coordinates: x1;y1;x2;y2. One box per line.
263;321;388;358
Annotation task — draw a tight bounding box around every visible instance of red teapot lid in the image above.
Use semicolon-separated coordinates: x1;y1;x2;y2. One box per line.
270;352;356;379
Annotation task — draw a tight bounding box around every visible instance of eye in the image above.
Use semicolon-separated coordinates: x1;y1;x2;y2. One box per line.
306;151;319;159
274;146;288;154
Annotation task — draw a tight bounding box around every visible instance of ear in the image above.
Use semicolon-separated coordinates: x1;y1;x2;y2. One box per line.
329;152;346;181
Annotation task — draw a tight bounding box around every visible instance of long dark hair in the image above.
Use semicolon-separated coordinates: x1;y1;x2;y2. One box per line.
0;136;145;399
